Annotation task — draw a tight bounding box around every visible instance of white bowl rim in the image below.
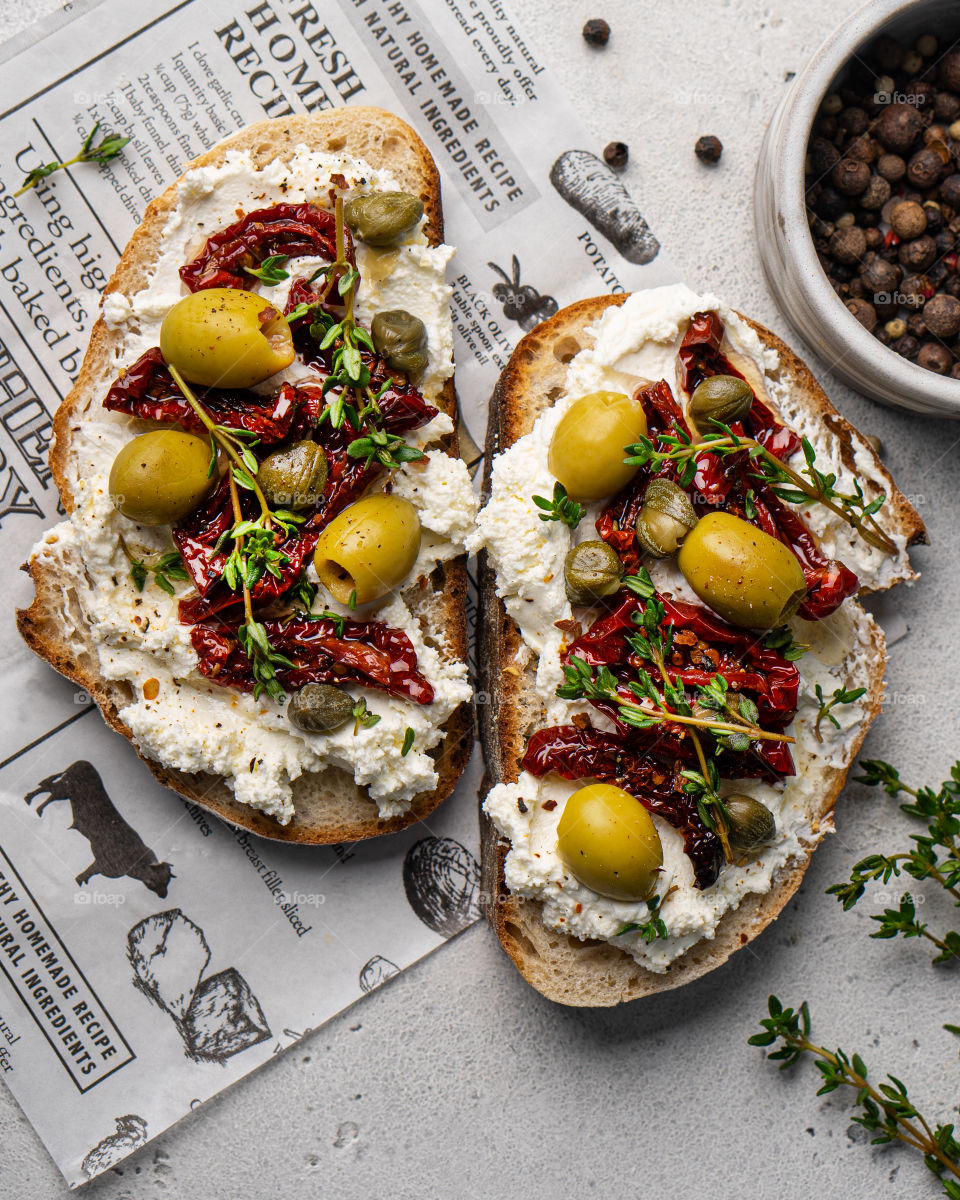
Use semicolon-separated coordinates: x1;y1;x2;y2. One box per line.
775;0;960;414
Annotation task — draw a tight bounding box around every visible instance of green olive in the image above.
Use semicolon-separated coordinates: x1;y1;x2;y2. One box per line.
724;794;777;860
564;540;622;604
371;309;428;376
344;192;424;246
557;784;663;902
314;494;421;605
258;441;328;510
159;288;295;388
287;683;355;733
677;512;807;630
688;374;754;434
635;478;698;558
109;430;214;526
547;391;647;502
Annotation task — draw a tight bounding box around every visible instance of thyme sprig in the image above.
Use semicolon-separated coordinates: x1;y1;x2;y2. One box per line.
245;254;290;285
168;366;306;702
826;758;960;964
764;625;808;661
532;481;585;529
623;423;896;556
15;122;130;196
813;683;867;742
352;697;380;734
615;892;669;941
120;538;189;597
750;996;960;1197
347;429;425;470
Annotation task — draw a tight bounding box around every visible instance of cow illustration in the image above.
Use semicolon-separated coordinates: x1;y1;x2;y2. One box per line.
25;761;174;897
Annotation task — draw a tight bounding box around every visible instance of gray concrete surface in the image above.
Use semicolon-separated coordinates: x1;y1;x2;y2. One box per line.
2;1;959;1197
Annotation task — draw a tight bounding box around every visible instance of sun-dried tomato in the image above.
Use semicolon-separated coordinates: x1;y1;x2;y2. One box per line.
521;725;724;889
179;203;346;292
190;616;434;704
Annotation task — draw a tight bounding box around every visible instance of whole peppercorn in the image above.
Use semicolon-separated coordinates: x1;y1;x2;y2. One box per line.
930;261;950;287
907;147;944;189
874;295;899;320
935;91;960;123
845;297;877;331
891;333;920;357
885;317;907;339
865;226;884;249
830;225;867;264
844;134;877;163
821;93;843;116
900;274;932;309
875;326;893;345
917;341;953;373
890;199;927;239
582;18;610;45
940;173;960;208
859;175;891;211
952;362;960;378
836;211;856;228
831;262;856;283
922;293;960;338
907;313;928;338
847;275;867;298
923;202;944;233
857;208;881;228
876;103;923;153
839;107;869;136
940;47;960;92
831;157;870;196
818;115;839;139
917;34;938;58
873;35;904;73
603;141;628;169
899;235;937;272
877;153;907;181
935;229;957;255
947;275;960;298
861;255;902;294
905;79;936;109
695;135;723;164
811;137;841;175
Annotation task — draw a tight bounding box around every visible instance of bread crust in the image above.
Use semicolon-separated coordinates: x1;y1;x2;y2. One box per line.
16;108;472;843
477;294;925;1006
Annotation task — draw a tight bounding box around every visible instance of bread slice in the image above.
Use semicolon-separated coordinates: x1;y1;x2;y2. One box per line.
16;108;472;844
477;294;927;1006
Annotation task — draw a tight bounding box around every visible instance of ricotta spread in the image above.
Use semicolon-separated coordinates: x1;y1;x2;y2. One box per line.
473;283;902;972
33;148;475;824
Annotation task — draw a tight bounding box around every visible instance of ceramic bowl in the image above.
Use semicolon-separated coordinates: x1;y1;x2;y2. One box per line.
755;0;960;417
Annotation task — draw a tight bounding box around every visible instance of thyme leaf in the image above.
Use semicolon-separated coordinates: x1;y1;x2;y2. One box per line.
531;482;585;529
15;122;130;196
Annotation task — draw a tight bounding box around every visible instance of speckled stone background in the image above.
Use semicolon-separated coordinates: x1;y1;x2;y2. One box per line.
1;1;958;1196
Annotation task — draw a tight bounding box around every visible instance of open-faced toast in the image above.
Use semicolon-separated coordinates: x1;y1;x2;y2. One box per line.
477;291;926;1006
17;108;473;843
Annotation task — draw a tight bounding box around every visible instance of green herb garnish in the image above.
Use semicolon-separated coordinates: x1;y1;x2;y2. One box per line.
15;122;130;197
531;482;584;529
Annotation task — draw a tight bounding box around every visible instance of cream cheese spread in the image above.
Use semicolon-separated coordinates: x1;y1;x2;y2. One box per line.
473;283;900;972
33;148;475;824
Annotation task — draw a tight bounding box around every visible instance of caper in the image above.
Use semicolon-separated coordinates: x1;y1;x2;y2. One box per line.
635;478;698;558
287;683;355;733
564;540;622;604
372;309;428;376
258;440;328;510
688;374;754;434
724;794;777;860
344;192;424;246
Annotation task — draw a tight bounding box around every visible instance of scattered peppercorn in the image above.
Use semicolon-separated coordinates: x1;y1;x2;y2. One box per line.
582;18;610;46
917;341;953;373
845;298;877;331
602;141;628;169
695;135;723;164
923;293;960;339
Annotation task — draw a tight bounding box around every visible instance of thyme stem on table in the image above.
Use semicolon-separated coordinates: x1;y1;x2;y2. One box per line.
750;996;960;1197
